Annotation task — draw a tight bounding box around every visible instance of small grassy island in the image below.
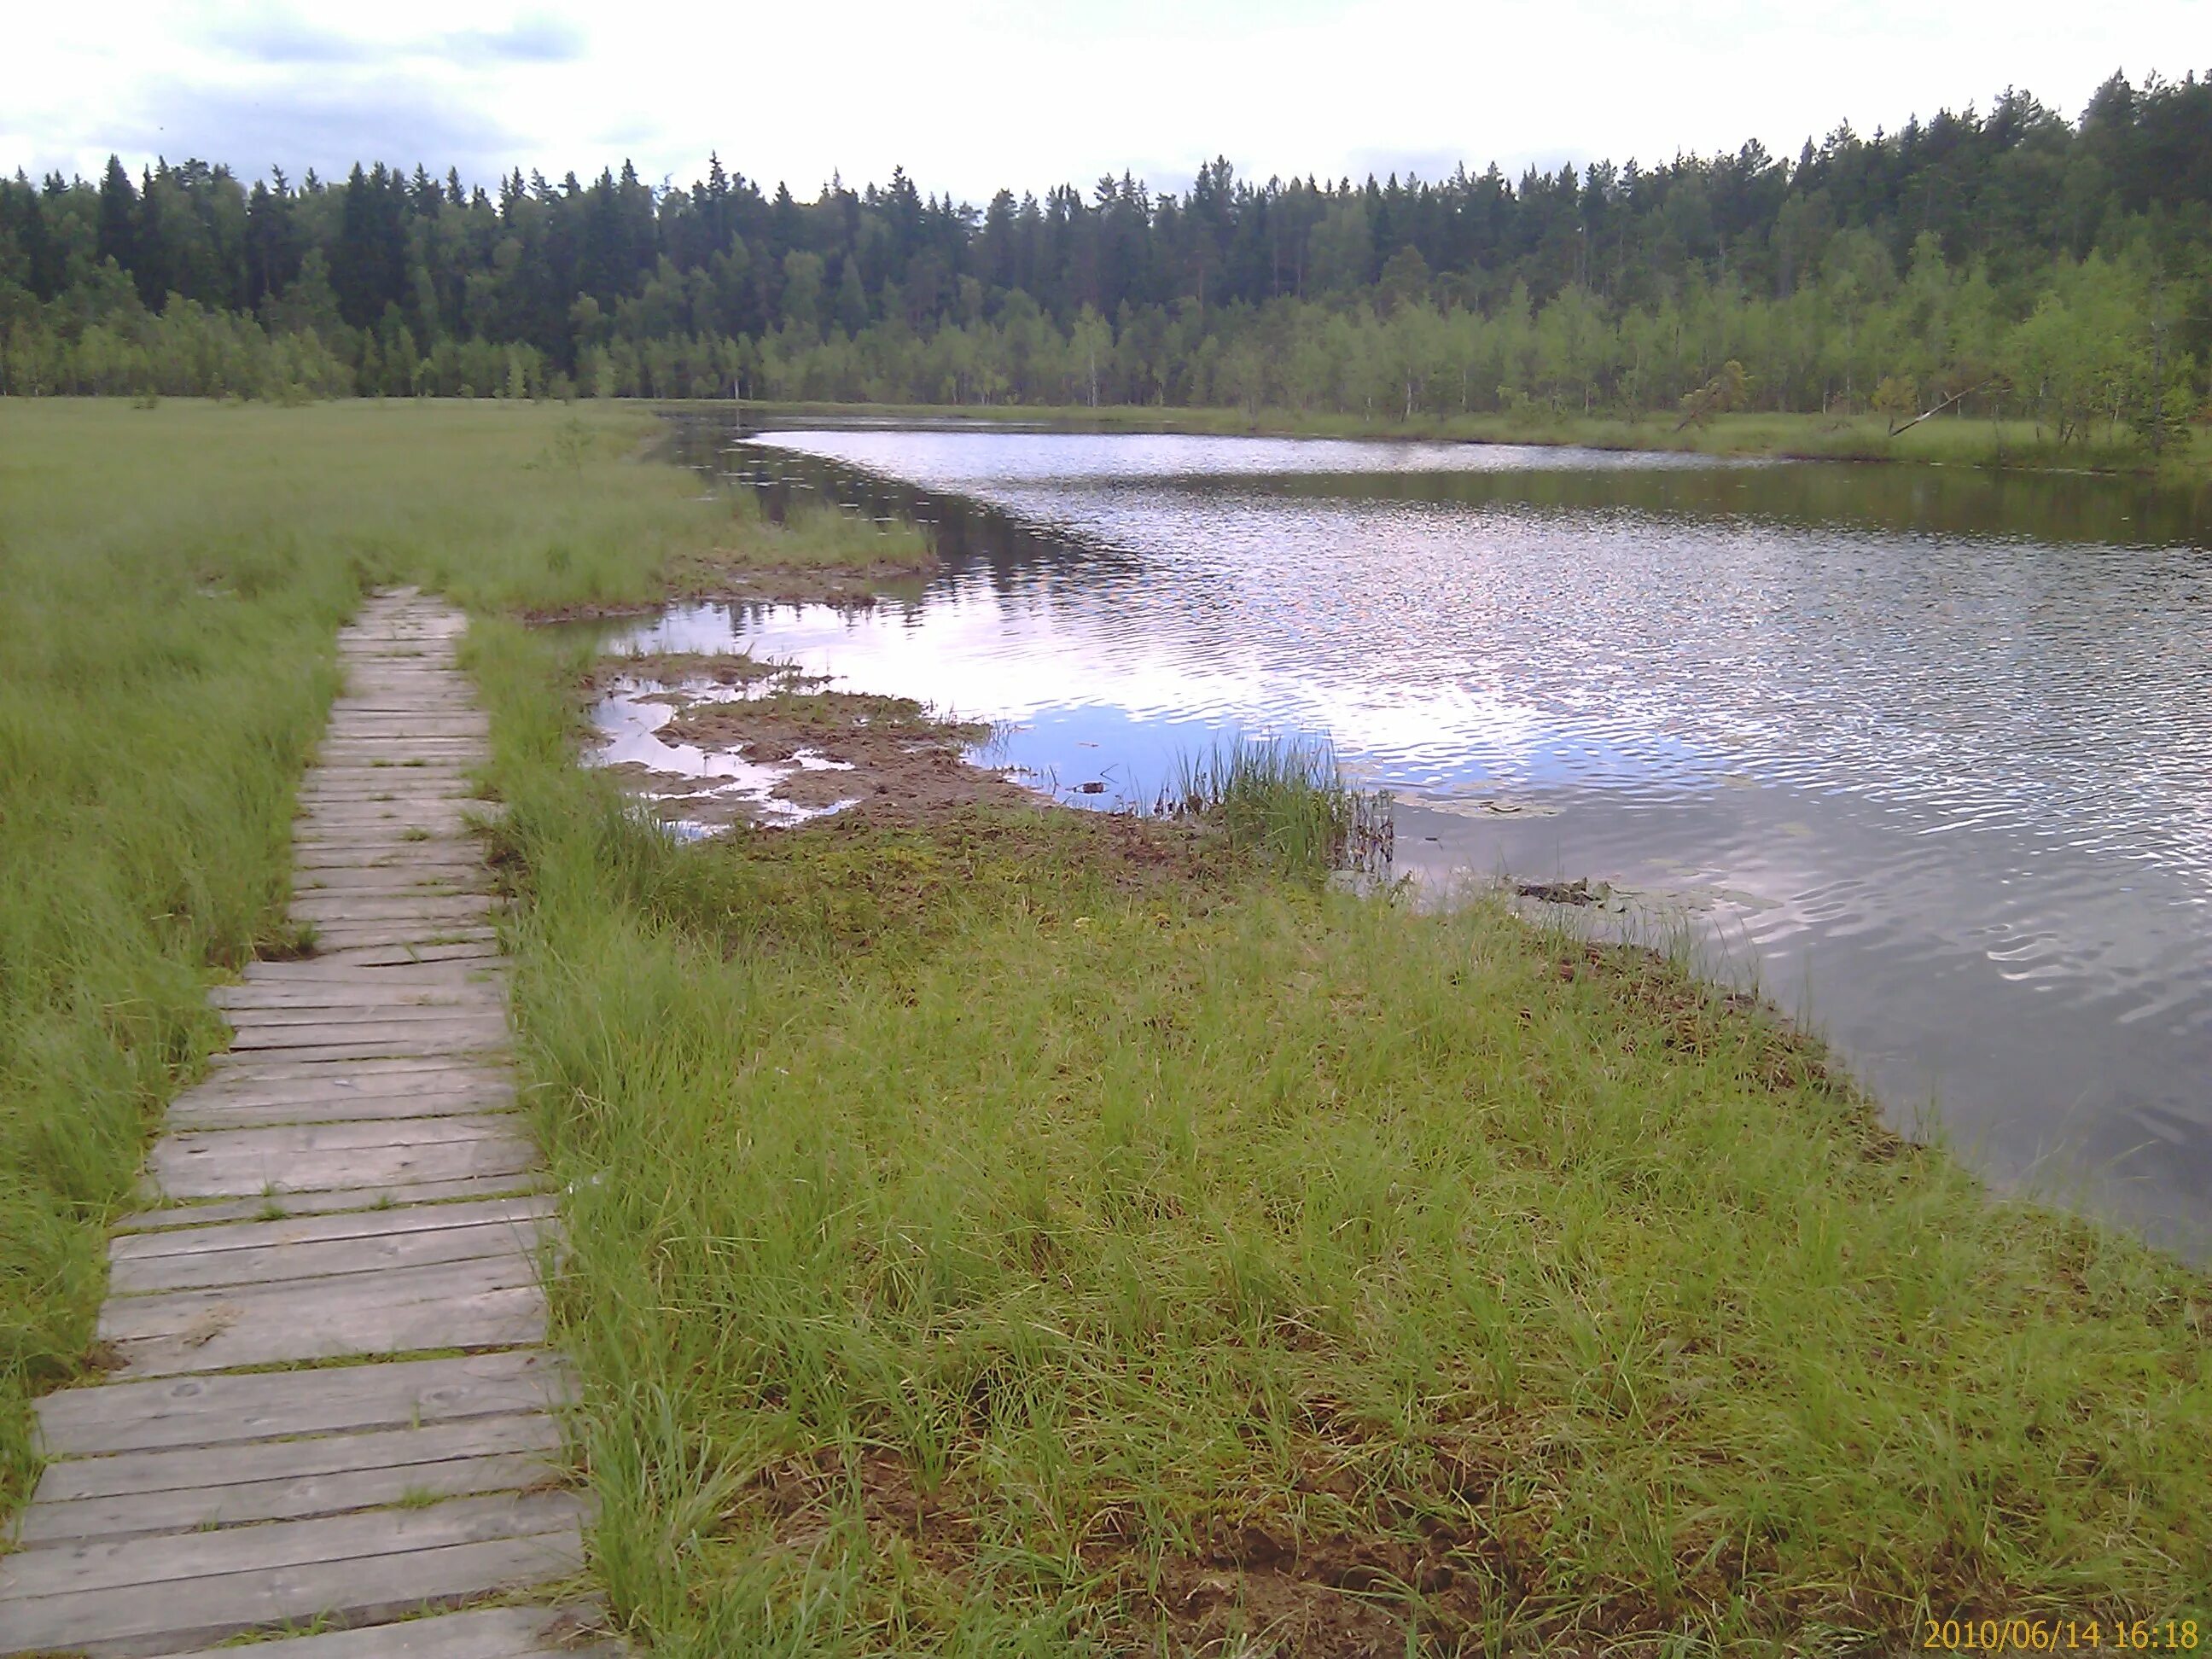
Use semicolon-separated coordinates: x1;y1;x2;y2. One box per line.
1;399;2204;1654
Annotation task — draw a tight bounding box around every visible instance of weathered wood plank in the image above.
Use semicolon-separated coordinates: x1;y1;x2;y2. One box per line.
288;899;501;926
0;1490;579;1598
137;1603;622;1659
241;961;503;986
116;1173;549;1231
111;1196;553;1264
224;1004;505;1031
292;847;485;868
33;1351;573;1458
160;1117;522;1159
112;1213;546;1295
168;1089;517;1132
23;1415;562;1542
36;1412;556;1506
22;1450;559;1548
198;1040;511;1071
223;1016;509;1052
152;1131;538;1201
212;987;499;1012
284;945;504;970
98;1256;547;1377
0;1522;582;1656
174;1063;514;1106
206;1051;509;1079
288;879;495;902
293;933;503;961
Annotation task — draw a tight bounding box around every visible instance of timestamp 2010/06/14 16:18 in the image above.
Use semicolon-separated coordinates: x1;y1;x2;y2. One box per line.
1923;1620;2200;1652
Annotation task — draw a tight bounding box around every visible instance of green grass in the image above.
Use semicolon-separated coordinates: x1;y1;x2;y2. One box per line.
719;399;2208;480
466;614;2209;1653
6;399;2208;1654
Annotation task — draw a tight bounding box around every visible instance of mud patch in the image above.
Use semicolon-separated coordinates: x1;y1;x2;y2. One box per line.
580;653;1038;833
665;690;1039;826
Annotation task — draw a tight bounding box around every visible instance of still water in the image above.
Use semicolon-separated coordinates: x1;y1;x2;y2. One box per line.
630;422;2212;1254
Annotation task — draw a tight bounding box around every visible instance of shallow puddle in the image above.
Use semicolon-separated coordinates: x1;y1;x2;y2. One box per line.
586;667;862;834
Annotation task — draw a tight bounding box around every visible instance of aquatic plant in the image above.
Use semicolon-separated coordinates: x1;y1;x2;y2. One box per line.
1157;734;1394;880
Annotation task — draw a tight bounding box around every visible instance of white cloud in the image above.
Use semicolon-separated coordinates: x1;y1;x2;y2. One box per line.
3;0;2202;198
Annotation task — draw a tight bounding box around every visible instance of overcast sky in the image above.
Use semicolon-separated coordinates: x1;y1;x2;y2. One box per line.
4;1;2203;204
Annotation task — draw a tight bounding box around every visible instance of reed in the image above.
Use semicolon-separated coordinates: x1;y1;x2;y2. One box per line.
1159;736;1394;879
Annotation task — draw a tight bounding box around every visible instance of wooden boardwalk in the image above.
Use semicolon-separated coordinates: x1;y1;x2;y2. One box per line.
0;593;613;1657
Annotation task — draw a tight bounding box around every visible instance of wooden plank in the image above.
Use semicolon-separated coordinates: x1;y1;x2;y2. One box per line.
34;1351;573;1458
117;1173;550;1231
36;1412;556;1505
211;1039;511;1068
292;847;486;868
286;946;504;969
298;759;474;770
223;1017;509;1052
212;987;498;1011
0;1490;579;1598
200;1038;511;1069
296;800;486;813
294;933;503;959
224;1005;505;1032
241;961;503;985
98;1256;546;1377
22;1418;562;1543
111;1214;546;1295
206;1052;512;1080
175;1064;514;1107
112;1197;554;1264
320;714;488;727
292;822;486;839
161;1118;522;1157
307;752;484;765
168;1090;517;1132
152;1130;538;1201
1;1489;577;1604
137;1604;622;1659
289;876;494;899
208;1045;509;1070
0;1519;582;1657
170;1076;515;1114
224;991;504;1015
288;898;500;925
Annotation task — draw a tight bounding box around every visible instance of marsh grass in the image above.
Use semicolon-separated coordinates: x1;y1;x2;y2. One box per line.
1161;736;1394;880
467;615;2210;1656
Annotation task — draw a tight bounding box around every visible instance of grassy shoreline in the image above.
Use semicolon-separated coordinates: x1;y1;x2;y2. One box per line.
5;400;2207;1651
474;623;2210;1652
691;398;2210;482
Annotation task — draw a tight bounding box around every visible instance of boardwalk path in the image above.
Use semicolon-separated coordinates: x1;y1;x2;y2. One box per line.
0;593;612;1657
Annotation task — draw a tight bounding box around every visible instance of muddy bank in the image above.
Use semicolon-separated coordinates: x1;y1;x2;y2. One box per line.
582;652;1038;830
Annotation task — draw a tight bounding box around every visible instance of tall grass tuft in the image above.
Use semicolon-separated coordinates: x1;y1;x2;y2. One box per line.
1159;735;1394;879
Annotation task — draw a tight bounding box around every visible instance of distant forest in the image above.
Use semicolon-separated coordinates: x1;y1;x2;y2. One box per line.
3;71;2207;442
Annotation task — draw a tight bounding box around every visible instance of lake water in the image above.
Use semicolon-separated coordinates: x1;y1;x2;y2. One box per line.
622;421;2212;1255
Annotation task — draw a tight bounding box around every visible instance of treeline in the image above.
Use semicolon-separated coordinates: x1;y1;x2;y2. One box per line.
1;72;2206;441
